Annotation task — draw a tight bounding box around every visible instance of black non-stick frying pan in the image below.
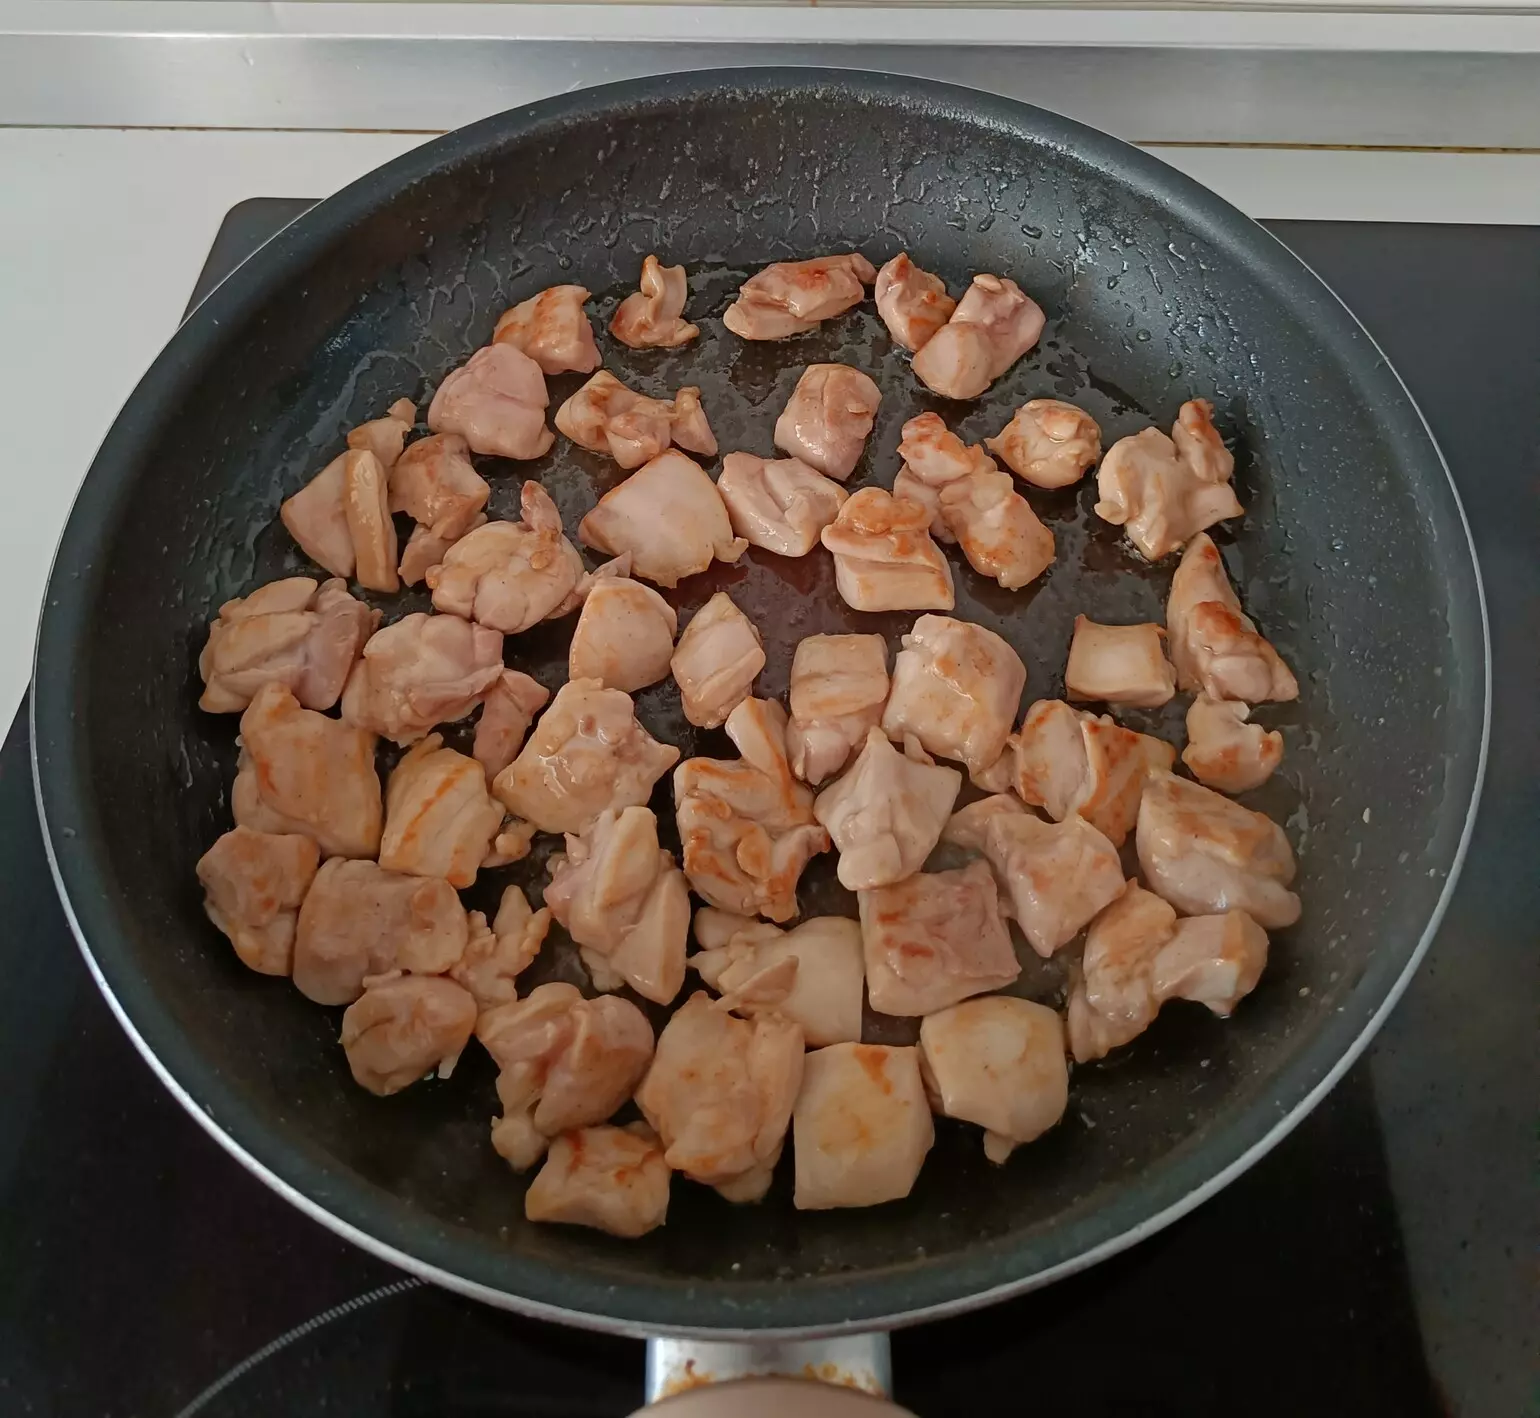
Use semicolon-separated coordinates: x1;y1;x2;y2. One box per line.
31;70;1486;1339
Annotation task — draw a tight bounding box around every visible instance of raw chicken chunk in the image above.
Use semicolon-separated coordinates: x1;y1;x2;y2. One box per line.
874;253;956;352
427;343;553;460
986;399;1102;489
1064;616;1176;708
345;397;416;470
450;885;552;1010
717;451;847;557
670;592;765;729
911;274;1045;400
196;826;319;976
491;284;601;376
339;612;503;745
940;793;1030;853
785;633;890;786
980;811;1125;957
280;453;357;580
773;363;881;481
723;253;876;340
555;369;717;470
569;576;678;692
388;432;489;540
472;670;550;781
379;734;505;889
820;488;955;613
1183;695;1283;793
610;255;699;349
339;975;477;1097
398;514;487;588
525;1124;670;1238
940;469;1056;589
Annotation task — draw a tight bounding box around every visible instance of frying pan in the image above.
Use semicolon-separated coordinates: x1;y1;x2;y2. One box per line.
31;70;1486;1344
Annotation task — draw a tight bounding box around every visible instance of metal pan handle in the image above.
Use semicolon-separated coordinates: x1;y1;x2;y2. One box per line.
641;1335;911;1412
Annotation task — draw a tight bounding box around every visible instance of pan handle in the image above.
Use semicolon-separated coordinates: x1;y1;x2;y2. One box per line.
644;1334;896;1404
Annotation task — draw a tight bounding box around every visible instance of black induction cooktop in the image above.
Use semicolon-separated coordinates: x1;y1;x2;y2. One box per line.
2;201;1534;1418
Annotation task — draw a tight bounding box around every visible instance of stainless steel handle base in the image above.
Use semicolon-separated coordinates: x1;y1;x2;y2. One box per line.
645;1333;893;1403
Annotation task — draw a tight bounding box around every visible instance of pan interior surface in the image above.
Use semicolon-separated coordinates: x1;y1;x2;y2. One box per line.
33;72;1484;1334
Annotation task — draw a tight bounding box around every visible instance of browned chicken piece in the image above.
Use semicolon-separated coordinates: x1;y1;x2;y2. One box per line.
339;975;478;1097
986;399;1102;489
1137;769;1301;929
1183;695;1283;794
722;253;877;340
717;451;847;557
979;810;1125;957
858;860;1020;1016
919;998;1068;1163
494;677;679;834
1095;400;1243;560
911;274;1045;401
1172;397;1236;484
793;1042;933;1210
388;432;489;544
492;284;601;376
892;411;996;541
610;255;700;349
940;793;1030;853
881;615;1027;777
398;514;487;587
450;885;552;1010
940;469;1056;589
1065;616;1176;708
820;488;955;613
379;734;505;889
673;697;830;921
291;855;468;1005
231;682;382;860
579;450;746;588
874;253;957;352
785;632;890;786
472;669;550;781
345;397;416;470
525;1124;671;1238
772;363;881;481
555;369;717;470
280;453;356;579
568;577;678;693
1153;910;1270;1015
670;592;766;729
813;727;962;891
636;991;805;1201
427;481;585;633
427;343;554;460
1167;532;1299;704
341;450;398;593
196;826;319;976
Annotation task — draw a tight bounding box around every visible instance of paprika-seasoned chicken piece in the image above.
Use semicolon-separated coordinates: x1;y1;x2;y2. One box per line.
892;411;995;541
858;860;1020;1016
820;488;955;613
793;1043;933;1210
785;633;889;786
568;576;678;693
940;468;1056;589
343;448;399;594
610;255;700;349
472;669;550;781
450;885;552;1010
1065;616;1176;708
874;252;956;352
345;397;416;470
578;450;747;588
494;678;679;835
1173;396;1236;484
980;810;1125;957
555;369;717;470
280;452;358;579
492;284;601;376
1153;909;1270;1016
196;826;320;977
388;432;489;541
940;793;1031;854
814;727;961;891
427;343;553;460
379;734;505;889
1182;695;1283;794
773;363;881;481
339;975;477;1097
986;399;1102;490
920;998;1068;1163
881;616;1027;777
723;252;877;340
911;274;1045;401
398;513;488;588
717;451;847;558
670;592;765;729
231;683;382;860
525;1124;671;1238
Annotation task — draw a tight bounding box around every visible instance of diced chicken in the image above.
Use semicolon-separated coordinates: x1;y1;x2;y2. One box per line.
1137;769;1301;929
450;885;552;1010
339;975;477;1097
231;682;382;860
578;450;747;589
793;1043;933;1210
919;998;1068;1163
980;811;1125;957
555;369;717;470
986;399;1102;490
940;793;1030;854
813;727;961;891
786;633;890;786
345;397;416;470
472;670;550;781
427;343;553;460
280;453;356;579
484;817;538;868
491;284;601;376
567;577;677;693
1064;616;1176;708
1153;910;1270;1015
772;363;881;481
398;514;487;587
692;907;774;952
1183;695;1283;794
820;488;955;613
339;450;397;594
911;274;1045;401
525;1124;671;1238
717;451;847;558
722;253;876;340
378;733;505;889
195;826;319;976
1173;397;1236;483
939;469;1056;589
874;253;957;352
892;411;995;542
610;255;700;349
388;432;490;542
670;592;766;729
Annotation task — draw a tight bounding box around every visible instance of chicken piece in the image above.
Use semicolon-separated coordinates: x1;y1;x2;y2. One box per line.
494;678;679;835
813;727;961;891
1154;910;1270;1015
820;488;955;613
345;397;416;470
280;453;356;579
1137;770;1301;929
980;811;1125;957
858;860;1019;1016
449;886;552;1010
1095;400;1243;560
378;734;505;889
339;975;477;1097
1064;616;1176;708
427;343;553;460
722;253;876;340
1183;695;1283;794
610;255;699;349
398;514;488;588
339;449;398;594
772;363;881;481
881;616;1026;777
786;633;890;786
1167;533;1299;704
636;992;805;1200
986;399;1101;490
388;432;489;541
231;683;382;860
793;1043;933;1210
670;592;765;729
940;793;1030;854
717;451;847;558
911;274;1045;401
426;481;585;633
874;252;956;353
472;670;550;781
919;998;1068;1163
525;1124;670;1238
939;469;1056;590
673;698;830;921
690;915;865;1047
578;450;746;589
563;577;676;694
692;906;776;953
891;411;995;542
491;284;600;376
555;369;716;470
1172;397;1236;484
195;826;319;976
